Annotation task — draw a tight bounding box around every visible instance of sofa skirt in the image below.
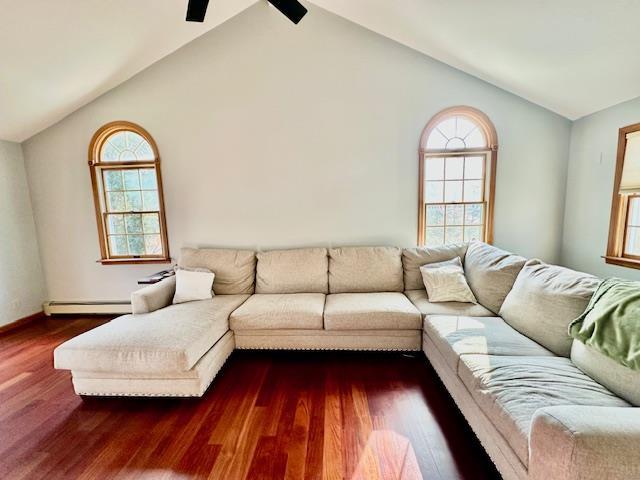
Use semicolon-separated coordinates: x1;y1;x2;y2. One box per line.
69;331;235;397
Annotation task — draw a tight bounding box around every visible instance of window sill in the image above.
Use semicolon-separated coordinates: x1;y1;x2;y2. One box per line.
603;255;640;270
99;258;172;266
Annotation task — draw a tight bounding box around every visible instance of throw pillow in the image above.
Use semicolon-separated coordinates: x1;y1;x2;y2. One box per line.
420;257;477;303
173;268;215;304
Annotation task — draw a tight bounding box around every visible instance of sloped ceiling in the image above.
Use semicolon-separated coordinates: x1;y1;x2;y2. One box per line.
0;0;256;142
2;0;640;142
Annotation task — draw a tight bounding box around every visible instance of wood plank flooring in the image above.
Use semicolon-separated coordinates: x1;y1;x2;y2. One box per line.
0;317;499;480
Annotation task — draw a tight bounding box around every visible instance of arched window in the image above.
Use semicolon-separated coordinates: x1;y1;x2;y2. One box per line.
89;121;170;264
418;106;498;246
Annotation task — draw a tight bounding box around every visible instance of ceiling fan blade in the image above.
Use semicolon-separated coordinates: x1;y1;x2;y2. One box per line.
186;0;210;22
267;0;307;24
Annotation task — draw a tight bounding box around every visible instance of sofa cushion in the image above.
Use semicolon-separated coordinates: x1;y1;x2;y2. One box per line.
54;295;250;374
458;355;629;466
499;260;599;357
324;293;421;330
256;248;328;294
424;315;553;372
229;293;325;330
464;241;526;314
571;340;640;406
405;289;493;317
179;247;256;295
328;247;403;293
402;243;468;291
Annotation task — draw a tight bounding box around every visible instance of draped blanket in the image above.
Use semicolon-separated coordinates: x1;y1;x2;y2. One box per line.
569;278;640;371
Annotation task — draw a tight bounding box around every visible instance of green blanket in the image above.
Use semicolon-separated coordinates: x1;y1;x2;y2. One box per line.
569;277;640;371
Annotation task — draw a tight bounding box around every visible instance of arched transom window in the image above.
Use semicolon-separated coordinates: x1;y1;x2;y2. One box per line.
89;121;170;264
418;106;498;247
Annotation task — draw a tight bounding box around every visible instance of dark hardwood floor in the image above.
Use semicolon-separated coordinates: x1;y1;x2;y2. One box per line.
0;317;499;480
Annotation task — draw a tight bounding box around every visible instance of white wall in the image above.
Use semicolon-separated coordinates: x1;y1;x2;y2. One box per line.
562;95;640;279
23;3;571;302
0;140;46;325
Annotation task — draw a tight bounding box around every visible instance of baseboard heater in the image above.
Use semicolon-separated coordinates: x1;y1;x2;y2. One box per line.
44;301;132;316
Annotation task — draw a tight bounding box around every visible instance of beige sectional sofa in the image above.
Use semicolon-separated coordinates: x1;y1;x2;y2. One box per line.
54;242;640;480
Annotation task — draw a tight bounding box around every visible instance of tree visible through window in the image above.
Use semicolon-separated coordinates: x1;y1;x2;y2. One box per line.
418;107;498;247
89;122;170;264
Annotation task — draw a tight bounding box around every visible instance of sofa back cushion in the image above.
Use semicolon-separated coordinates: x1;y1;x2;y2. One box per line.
256;248;328;294
179;247;256;295
328;246;403;293
572;340;640;406
464;241;526;314
500;260;599;357
402;243;469;291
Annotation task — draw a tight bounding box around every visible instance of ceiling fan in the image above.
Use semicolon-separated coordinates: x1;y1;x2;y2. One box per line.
186;0;307;24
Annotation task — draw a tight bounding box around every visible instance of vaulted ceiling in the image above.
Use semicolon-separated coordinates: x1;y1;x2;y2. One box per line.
2;0;639;142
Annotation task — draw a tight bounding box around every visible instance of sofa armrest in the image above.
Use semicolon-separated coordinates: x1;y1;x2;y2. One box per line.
131;276;176;314
529;406;640;480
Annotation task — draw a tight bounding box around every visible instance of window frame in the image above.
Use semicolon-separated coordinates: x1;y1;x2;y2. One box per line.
417;106;498;246
88;121;171;265
605;121;640;269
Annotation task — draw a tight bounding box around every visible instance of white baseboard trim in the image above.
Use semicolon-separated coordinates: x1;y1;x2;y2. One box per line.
43;301;131;316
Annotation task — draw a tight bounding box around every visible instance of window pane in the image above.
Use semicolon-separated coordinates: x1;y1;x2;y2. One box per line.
142;191;159;211
463;180;483;202
125;131;143;151
426;205;444;226
140;169;157;190
136;141;155;160
628;197;640;227
107;192;126;212
104;170;123;191
464;156;484;179
102;143;119;162
100;130;155;162
425;157;444;180
444;181;463;203
123;170;140;190
445;157;463;180
437;118;456;139
464;226;483;242
142;213;160;233
456;117;477;139
125;214;143;234
445;204;464;226
464;204;483;225
144;234;162;255
426;227;444;247
425;181;444;203
109;235;128;256
128;235;145;255
426;129;448;149
125;191;143;211
465;128;486;148
626;226;640;256
107;214;125;234
445;226;463;244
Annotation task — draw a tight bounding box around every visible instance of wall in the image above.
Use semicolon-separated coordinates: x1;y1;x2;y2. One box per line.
0;140;46;325
23;3;571;302
562;95;640;279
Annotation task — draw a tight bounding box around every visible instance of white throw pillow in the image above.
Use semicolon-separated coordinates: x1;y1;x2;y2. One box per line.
172;268;215;304
420;257;477;303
